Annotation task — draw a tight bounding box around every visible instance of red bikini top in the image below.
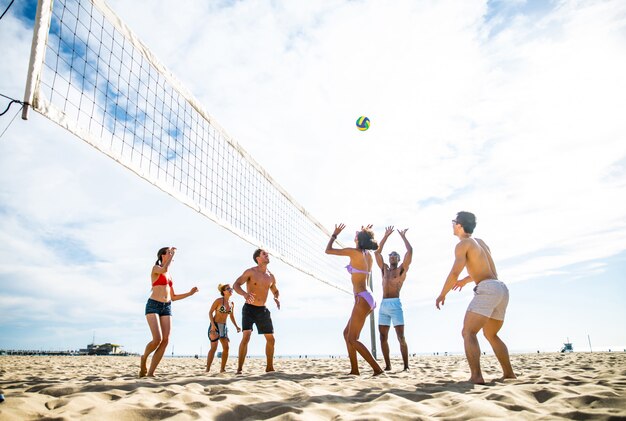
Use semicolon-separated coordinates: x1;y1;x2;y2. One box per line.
152;273;172;287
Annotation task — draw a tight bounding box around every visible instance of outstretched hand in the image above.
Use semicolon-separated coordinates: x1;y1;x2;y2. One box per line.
398;228;409;237
333;223;346;237
436;294;445;310
384;226;394;237
361;224;373;231
190;286;199;294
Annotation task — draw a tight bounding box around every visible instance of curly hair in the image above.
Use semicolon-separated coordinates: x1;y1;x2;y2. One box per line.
356;228;378;250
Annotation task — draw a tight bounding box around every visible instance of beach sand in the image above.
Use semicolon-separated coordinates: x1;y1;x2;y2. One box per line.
1;352;625;420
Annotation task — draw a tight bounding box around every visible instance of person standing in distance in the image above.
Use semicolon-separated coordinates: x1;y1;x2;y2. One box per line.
374;226;413;371
233;248;280;374
436;212;516;384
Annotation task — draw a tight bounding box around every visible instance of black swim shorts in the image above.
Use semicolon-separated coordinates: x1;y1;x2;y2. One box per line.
241;303;274;334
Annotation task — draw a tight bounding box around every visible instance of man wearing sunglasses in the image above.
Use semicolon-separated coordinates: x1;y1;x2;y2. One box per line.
436;211;516;384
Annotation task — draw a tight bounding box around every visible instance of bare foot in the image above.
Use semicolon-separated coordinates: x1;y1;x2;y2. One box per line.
384;366;392;371
266;368;275;373
402;367;410;372
373;370;385;376
236;370;243;375
220;370;226;373
139;355;147;378
469;376;485;385
347;371;359;376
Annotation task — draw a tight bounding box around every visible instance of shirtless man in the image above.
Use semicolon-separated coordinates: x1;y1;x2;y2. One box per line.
233;248;280;374
436;211;516;384
374;226;413;371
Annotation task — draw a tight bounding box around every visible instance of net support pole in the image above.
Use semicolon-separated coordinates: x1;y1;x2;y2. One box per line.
22;0;54;120
368;273;377;359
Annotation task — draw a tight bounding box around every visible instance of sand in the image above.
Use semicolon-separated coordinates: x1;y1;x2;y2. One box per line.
1;352;625;420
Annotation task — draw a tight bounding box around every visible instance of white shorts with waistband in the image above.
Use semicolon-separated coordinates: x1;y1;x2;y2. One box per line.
467;279;509;321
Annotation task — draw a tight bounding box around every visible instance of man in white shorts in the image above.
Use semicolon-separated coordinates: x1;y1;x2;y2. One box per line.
375;226;413;371
436;211;516;384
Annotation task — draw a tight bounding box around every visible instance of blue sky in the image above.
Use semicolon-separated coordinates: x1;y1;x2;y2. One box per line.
1;0;625;358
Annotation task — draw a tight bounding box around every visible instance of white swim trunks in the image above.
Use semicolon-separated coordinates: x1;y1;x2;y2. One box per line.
467;279;509;321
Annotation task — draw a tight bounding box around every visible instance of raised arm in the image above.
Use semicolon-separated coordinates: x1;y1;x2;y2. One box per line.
436;241;468;309
325;223;350;256
375;226;394;270
398;229;413;270
152;247;175;275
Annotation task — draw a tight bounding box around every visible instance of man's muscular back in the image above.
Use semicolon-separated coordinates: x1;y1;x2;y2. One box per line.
462;238;498;283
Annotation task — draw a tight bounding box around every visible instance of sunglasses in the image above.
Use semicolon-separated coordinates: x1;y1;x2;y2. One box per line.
451;220;459;225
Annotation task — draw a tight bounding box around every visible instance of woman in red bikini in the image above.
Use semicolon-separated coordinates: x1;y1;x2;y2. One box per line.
140;246;198;377
325;224;384;376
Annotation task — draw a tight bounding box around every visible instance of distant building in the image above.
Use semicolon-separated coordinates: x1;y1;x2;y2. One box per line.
80;343;125;355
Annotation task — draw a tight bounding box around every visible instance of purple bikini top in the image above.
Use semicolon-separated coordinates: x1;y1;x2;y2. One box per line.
346;251;371;275
346;264;370;275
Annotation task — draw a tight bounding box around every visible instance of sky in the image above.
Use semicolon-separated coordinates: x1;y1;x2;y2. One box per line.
1;0;625;359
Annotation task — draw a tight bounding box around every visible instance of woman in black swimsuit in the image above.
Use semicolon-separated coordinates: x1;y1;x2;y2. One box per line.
206;283;241;373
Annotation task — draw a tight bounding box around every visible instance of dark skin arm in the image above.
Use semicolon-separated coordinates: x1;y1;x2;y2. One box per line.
398;228;413;271
326;223;349;256
375;226;394;271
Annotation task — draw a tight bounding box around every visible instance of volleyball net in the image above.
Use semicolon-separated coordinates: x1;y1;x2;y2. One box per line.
22;0;351;294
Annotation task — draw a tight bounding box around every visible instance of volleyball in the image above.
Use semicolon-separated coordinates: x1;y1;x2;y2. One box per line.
356;116;370;131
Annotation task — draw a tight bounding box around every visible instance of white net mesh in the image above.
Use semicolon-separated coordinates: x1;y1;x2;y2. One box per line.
23;0;351;293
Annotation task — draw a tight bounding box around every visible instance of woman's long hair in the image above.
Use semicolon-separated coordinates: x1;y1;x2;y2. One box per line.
357;228;378;250
155;247;169;266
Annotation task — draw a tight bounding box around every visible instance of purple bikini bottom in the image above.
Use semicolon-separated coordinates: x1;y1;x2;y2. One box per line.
354;290;376;311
